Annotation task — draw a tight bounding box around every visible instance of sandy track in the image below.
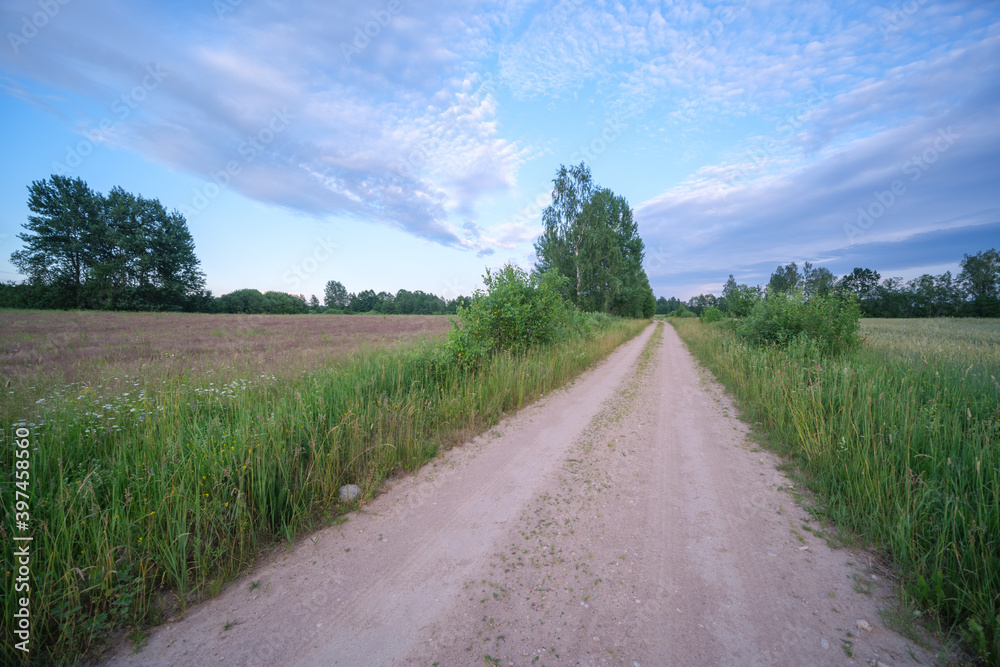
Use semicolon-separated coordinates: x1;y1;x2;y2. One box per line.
107;322;939;666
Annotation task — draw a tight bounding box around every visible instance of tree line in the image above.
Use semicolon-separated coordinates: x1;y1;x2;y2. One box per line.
658;250;1000;318
0;175;473;315
5;167;656;320
7;175;204;311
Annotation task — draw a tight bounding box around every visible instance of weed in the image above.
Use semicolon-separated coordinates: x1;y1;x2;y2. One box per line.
0;309;646;664
672;316;1000;663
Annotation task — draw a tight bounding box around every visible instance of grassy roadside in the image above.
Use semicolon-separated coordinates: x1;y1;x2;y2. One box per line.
670;317;999;664
1;315;648;665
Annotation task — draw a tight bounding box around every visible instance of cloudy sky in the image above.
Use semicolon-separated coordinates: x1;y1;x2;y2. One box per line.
1;0;997;301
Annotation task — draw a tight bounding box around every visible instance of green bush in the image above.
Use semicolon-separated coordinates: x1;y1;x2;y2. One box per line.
701;306;724;322
445;264;574;366
726;284;762;318
666;305;697;318
736;291;860;355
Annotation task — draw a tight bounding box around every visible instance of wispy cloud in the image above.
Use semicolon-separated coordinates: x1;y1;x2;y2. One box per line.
1;0;997;297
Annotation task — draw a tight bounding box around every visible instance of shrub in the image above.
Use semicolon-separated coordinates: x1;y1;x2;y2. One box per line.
445;264;574;366
726;284;761;318
701;306;724;322
666;305;697;318
736;291;860;355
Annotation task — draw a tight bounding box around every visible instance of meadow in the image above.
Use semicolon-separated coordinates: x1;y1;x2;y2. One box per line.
0;311;451;418
1;309;646;664
672;317;1000;663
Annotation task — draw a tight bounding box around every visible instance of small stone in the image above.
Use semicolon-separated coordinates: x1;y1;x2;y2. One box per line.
339;484;360;502
820;638;829;649
856;619;873;632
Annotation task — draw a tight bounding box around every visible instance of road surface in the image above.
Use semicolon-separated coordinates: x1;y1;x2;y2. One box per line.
107;322;938;666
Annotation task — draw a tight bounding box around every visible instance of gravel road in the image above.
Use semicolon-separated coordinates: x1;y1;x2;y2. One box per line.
107;322;940;666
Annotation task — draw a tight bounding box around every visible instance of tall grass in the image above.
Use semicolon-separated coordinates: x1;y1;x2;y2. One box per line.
672;317;1000;663
1;315;647;665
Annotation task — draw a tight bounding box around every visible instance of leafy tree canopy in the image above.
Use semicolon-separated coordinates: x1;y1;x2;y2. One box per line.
10;175;204;310
534;163;654;318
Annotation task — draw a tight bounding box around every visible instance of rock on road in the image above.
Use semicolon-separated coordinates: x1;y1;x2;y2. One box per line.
107;322;938;666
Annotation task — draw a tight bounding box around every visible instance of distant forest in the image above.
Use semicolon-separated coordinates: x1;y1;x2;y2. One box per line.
0;176;470;315
6;176;996;319
658;250;1000;318
3;169;654;318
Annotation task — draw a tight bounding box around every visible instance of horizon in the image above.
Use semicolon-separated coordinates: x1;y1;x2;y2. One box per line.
2;1;998;302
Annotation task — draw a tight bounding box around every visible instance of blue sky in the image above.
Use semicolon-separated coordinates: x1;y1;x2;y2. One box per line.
2;0;998;301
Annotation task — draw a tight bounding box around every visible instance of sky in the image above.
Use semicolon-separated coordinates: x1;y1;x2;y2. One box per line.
1;0;998;302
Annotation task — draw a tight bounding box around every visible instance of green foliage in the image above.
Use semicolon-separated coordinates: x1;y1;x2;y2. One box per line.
323;280;348;308
767;262;802;294
666;304;697;318
214;289;308;314
700;306;724;322
736;291;861;355
725;283;761;318
445;264;573;366
10;175;204;311
672;316;1000;663
1;313;646;664
533;163;654;317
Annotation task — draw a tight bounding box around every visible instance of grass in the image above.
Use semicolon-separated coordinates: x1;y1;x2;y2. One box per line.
0;311;452;419
1;309;647;665
671;316;1000;664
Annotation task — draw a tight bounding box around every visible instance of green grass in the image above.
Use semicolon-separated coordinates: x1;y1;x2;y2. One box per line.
1;315;647;665
671;317;1000;664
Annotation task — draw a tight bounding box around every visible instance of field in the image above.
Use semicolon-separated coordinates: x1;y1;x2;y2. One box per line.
0;311;451;419
0;309;647;663
672;317;1000;662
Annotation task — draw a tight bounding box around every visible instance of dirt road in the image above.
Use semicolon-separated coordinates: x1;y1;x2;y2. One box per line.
108;322;938;666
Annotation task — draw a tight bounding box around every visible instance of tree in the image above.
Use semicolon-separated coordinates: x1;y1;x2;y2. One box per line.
216;288;268;314
309;294;320;309
802;263;836;299
837;267;881;315
726;283;762;318
324;280;348;308
534;163;595;300
10;175;102;308
767;262;801;295
348;289;378;313
534;163;654;317
10;175;204;310
958;248;1000;316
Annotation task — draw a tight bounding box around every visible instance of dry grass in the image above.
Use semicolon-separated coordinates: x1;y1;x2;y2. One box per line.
0;311;450;420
